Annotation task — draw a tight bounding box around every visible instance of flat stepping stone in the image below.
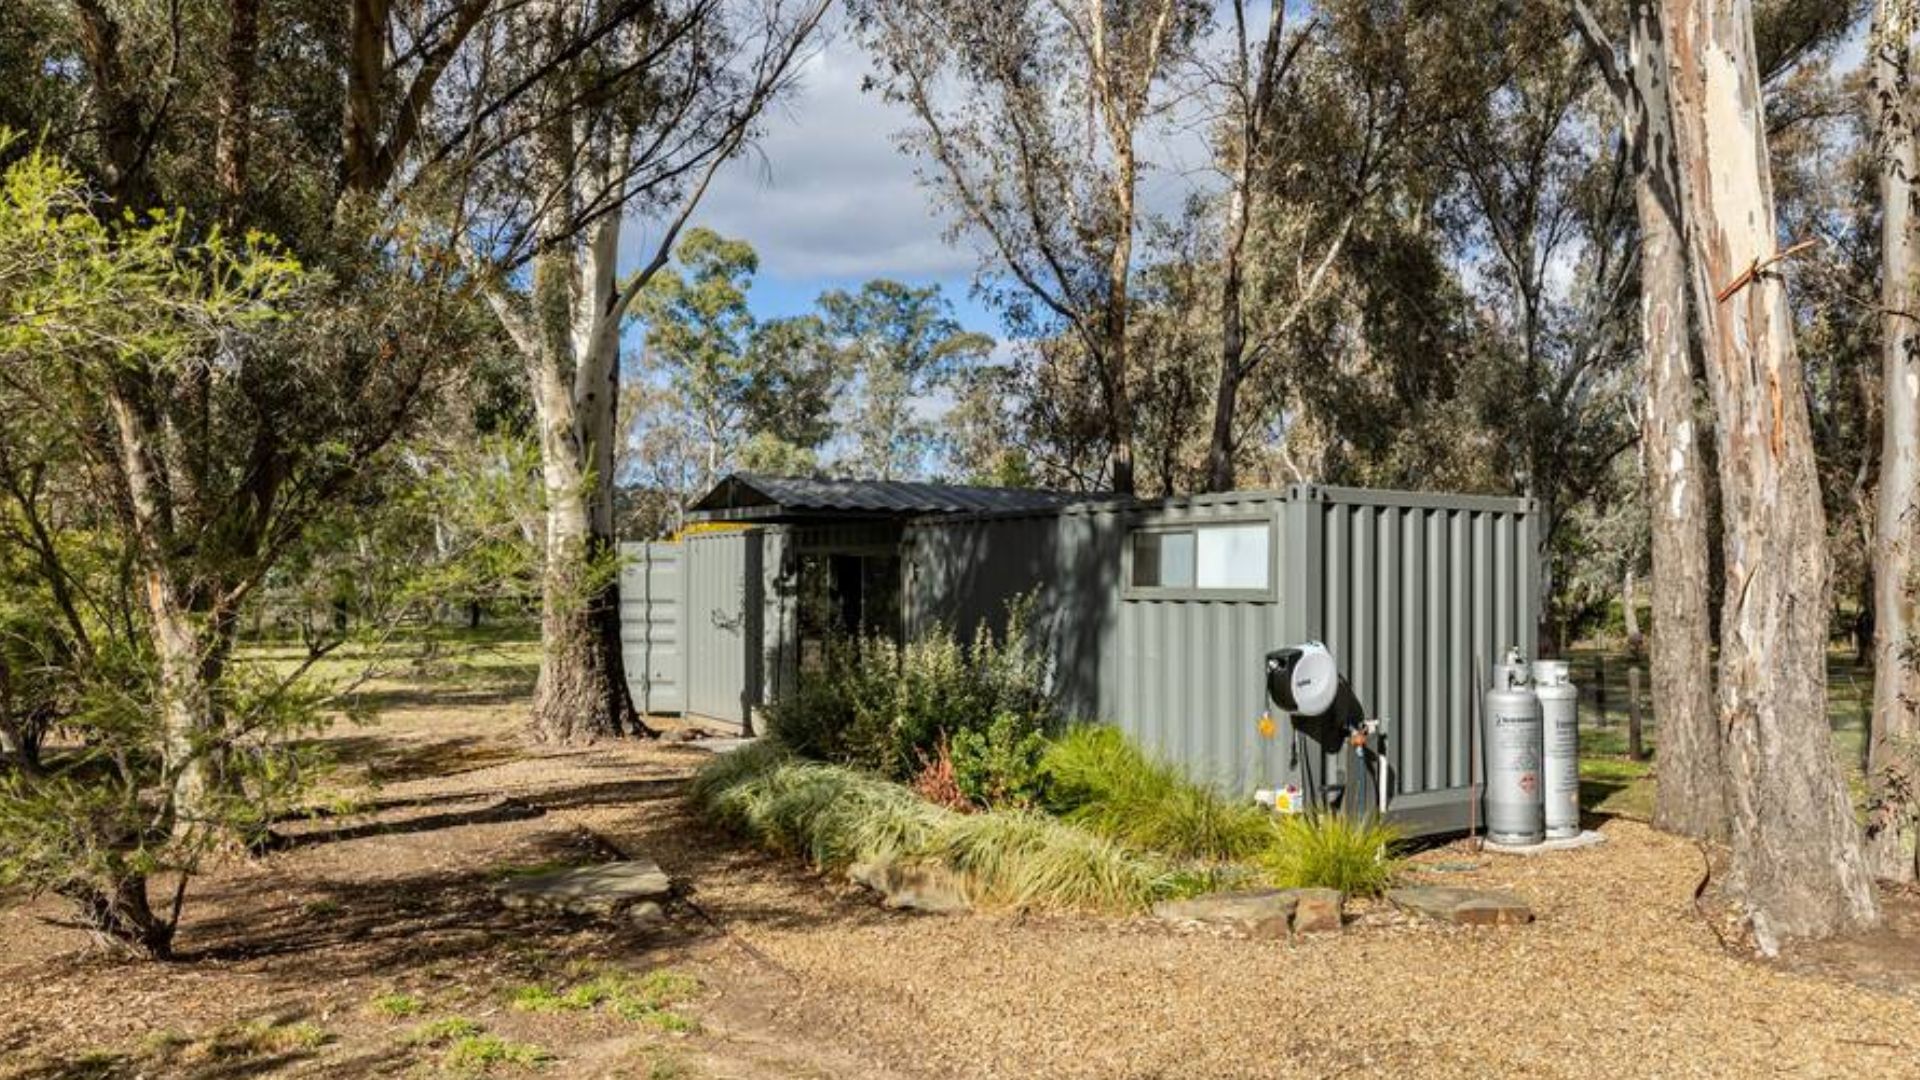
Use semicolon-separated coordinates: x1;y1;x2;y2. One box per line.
1388;885;1534;926
1153;887;1344;937
687;737;759;755
495;860;672;919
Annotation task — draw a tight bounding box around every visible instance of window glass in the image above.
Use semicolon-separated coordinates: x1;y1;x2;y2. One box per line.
1131;529;1194;588
1195;523;1270;590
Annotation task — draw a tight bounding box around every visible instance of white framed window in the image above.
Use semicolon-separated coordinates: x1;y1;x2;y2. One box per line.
1126;519;1273;600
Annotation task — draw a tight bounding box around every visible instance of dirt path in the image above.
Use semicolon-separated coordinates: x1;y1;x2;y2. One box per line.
4;683;1920;1079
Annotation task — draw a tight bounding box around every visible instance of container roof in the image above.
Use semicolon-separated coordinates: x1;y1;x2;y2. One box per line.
689;473;1095;521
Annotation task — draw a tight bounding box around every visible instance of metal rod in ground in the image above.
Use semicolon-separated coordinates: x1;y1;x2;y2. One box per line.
1470;652;1484;851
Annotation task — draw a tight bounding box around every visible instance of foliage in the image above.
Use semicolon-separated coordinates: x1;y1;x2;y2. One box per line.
911;734;972;811
1259;813;1402;898
819;279;994;479
0;141;349;954
767;599;1058;781
1039;726;1275;862
950;713;1050;809
623;229;997;534
443;1033;552;1072
689;744;1172;913
370;993;425;1018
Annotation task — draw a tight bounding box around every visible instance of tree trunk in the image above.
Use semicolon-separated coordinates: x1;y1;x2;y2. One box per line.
1105;209;1137;497
1622;0;1724;840
1622;566;1644;652
1660;0;1880;949
58;875;175;960
1868;0;1920;884
528;250;627;744
1641;164;1725;839
1207;147;1252;494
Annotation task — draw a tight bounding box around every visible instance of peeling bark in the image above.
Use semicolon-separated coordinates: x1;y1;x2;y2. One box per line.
1868;0;1920;884
1574;0;1727;840
521;88;634;744
1659;0;1880;948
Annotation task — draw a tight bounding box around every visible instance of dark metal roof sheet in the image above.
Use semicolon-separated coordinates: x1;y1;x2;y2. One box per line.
690;472;1098;519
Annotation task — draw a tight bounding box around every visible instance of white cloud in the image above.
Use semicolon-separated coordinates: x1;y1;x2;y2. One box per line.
678;34;977;281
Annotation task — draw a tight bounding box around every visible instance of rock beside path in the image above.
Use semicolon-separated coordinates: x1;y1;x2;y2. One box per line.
494;860;672;921
849;860;971;914
1289;889;1345;933
1388;885;1534;926
1153;887;1345;937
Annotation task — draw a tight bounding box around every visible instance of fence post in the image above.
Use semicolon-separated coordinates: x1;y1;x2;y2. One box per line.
1595;653;1609;726
1627;665;1646;761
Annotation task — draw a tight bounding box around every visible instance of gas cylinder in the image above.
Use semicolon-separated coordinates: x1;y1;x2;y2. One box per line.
1534;660;1580;840
1484;647;1544;846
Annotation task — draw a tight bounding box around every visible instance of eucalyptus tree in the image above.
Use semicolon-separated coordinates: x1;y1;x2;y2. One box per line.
455;0;827;743
1570;0;1723;838
1192;0;1418;492
634;228;840;499
820;280;993;481
1866;0;1920;884
1659;0;1879;948
0;0;728;951
857;0;1206;496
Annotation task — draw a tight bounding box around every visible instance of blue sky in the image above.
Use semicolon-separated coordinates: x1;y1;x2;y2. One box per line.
637;28;999;334
627;12;1224;343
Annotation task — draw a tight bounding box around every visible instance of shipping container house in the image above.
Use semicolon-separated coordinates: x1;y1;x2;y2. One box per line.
621;475;1538;837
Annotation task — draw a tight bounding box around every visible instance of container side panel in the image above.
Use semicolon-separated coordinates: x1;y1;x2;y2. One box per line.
684;532;753;728
1424;510;1448;789
1375;507;1400;794
1399;508;1425;798
618;542;685;715
1296;489;1538;837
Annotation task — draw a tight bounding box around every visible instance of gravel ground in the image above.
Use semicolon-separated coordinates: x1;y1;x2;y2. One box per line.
4;688;1919;1079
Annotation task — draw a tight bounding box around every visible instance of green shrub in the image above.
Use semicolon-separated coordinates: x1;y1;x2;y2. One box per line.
950;712;1049;808
1039;726;1273;862
1261;812;1402;897
689;744;1171;913
765;596;1058;780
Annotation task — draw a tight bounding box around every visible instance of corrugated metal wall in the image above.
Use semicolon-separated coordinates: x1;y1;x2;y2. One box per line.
1105;494;1290;791
618;542;685;715
682;530;761;729
1282;487;1537;833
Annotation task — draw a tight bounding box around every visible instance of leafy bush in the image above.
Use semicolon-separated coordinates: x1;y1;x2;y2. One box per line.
1039;726;1274;862
689;743;1169;913
911;734;971;810
950;712;1048;808
765;596;1058;780
1260;812;1402;897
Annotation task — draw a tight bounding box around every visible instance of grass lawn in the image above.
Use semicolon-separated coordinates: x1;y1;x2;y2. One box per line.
1566;645;1875;823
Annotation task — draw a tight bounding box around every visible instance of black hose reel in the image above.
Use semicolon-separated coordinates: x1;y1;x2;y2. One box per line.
1264;642;1377;813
